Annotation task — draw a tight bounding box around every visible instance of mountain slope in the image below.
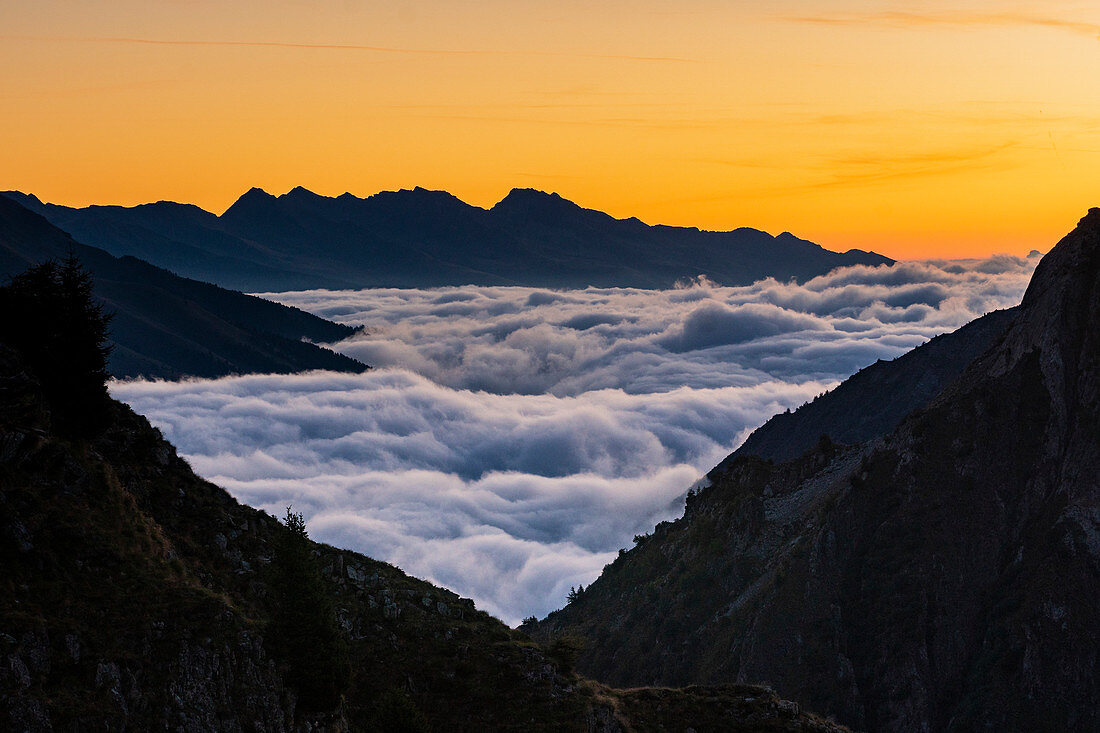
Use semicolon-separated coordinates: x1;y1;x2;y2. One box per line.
0;341;846;731
531;210;1100;732
6;188;894;291
721;305;1017;464
0;194;366;379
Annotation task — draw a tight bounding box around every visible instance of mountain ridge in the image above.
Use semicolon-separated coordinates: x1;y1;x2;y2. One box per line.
4;187;894;292
722;304;1018;465
0;194;367;380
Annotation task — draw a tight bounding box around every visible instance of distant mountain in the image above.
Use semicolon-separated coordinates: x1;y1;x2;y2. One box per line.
530;210;1100;731
6;187;894;291
0;194;366;379
0;310;846;730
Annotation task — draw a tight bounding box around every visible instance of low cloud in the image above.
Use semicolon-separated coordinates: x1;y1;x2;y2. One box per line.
113;371;823;622
263;255;1035;395
113;256;1036;624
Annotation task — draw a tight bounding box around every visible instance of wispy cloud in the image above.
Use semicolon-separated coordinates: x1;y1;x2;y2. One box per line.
785;11;1100;39
2;35;697;63
794;142;1019;191
671;141;1019;204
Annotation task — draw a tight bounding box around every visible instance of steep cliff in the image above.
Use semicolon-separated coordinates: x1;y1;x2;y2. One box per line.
532;211;1100;732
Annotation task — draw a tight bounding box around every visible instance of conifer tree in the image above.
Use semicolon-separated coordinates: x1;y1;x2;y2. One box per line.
269;507;351;712
0;254;113;434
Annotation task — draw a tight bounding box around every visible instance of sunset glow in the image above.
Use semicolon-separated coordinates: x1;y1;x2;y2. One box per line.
3;0;1099;258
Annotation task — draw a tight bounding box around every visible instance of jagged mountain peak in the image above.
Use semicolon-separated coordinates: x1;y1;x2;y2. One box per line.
1;190;44;210
239;186;276;201
956;208;1100;389
282;185;323;200
491;187;578;214
1018;207;1100;316
958;207;1100;474
220;186;278;218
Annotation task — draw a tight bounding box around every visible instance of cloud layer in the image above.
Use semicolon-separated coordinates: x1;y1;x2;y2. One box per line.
264;255;1036;396
113;256;1037;624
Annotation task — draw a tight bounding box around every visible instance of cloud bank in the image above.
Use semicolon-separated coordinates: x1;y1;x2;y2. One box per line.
264;256;1036;396
113;256;1037;624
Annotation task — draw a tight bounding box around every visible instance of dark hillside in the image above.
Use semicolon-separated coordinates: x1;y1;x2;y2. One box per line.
532;210;1100;732
0;194;365;379
722;305;1017;464
0;320;844;729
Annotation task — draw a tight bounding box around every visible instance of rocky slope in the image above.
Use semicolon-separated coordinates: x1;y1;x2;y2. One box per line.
0;194;365;379
0;345;845;731
531;211;1100;732
6;187;893;291
723;305;1017;464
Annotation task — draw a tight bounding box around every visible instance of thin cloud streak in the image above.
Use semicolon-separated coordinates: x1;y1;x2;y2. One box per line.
785;11;1100;39
3;35;698;63
656;143;1020;206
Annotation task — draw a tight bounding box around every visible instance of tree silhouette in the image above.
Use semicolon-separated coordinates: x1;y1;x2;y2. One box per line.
0;254;113;435
269;507;351;712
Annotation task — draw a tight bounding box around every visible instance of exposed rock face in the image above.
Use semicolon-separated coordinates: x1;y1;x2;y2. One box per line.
534;211;1100;732
0;346;845;731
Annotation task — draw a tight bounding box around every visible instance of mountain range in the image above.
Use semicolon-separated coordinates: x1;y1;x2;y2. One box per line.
530;210;1100;731
4;183;1095;729
5;188;894;292
0;194;366;380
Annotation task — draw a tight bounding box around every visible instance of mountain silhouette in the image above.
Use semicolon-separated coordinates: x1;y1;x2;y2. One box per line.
531;210;1100;732
6;187;894;291
0;194;366;379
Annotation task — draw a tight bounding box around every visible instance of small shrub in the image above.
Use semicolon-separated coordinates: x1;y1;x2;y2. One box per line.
547;634;586;675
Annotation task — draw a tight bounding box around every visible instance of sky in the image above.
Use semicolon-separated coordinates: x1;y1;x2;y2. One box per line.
111;255;1036;623
1;0;1098;258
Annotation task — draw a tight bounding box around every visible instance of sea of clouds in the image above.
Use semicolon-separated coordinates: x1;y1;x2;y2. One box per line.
111;255;1038;624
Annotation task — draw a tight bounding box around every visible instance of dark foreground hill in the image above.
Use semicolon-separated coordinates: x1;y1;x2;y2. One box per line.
0;194;365;379
6;188;893;292
531;211;1100;732
0;349;844;730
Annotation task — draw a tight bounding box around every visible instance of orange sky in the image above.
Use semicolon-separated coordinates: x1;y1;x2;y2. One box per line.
2;0;1099;259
